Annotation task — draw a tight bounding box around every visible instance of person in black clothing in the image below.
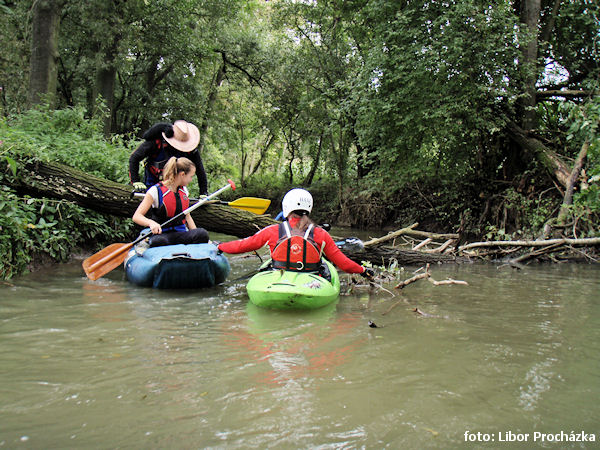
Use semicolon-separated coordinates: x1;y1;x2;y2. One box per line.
129;120;208;195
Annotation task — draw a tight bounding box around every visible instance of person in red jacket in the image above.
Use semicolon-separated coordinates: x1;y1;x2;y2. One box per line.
218;188;375;279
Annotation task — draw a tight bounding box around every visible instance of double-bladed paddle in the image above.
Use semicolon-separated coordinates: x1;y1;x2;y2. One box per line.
83;180;236;281
132;192;271;215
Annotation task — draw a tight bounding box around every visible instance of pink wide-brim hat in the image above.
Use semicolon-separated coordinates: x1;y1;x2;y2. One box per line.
162;120;200;152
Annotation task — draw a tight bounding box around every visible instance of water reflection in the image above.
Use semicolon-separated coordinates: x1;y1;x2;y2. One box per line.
0;260;599;448
222;301;366;385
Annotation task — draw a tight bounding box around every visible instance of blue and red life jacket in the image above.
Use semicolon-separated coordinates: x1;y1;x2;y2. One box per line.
271;221;323;272
150;182;189;232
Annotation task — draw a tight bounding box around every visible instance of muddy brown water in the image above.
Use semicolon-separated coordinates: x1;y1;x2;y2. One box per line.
1;231;599;448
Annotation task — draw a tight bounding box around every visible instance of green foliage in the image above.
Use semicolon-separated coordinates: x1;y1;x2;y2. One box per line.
0;186;132;279
352;0;522;183
0;107;136;279
550;1;600;81
0;0;598;256
0;0;30;116
571;92;600;231
0;105;132;183
492;188;556;239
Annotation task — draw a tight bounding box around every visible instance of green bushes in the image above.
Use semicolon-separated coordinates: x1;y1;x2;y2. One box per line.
1;106;133;182
0;107;134;279
572;95;600;236
0;186;132;278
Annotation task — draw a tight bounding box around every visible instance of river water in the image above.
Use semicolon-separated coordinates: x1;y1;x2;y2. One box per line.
1;232;599;449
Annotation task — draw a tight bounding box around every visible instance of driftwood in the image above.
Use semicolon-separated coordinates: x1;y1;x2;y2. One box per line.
427;239;456;253
344;245;462;267
395;264;468;289
346;223;465;267
371;225;600;265
459;237;600;252
363;222;458;246
456;236;600;264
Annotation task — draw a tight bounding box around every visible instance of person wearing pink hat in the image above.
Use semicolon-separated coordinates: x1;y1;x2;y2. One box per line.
129;120;208;194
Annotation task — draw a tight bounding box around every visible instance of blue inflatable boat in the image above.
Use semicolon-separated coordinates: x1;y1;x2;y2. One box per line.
124;243;230;289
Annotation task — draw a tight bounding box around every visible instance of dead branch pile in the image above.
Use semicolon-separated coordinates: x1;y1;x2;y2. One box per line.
360;222;600;266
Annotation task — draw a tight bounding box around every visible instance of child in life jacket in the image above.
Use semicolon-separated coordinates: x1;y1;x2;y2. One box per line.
132;156;209;247
217;188;375;280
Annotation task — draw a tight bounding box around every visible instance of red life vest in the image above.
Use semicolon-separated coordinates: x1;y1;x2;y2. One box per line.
151;183;189;232
272;222;323;271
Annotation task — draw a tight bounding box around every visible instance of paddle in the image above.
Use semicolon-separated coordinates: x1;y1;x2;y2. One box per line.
212;197;270;215
83;180;236;281
132;193;270;215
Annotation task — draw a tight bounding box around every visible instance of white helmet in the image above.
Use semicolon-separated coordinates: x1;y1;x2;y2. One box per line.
282;188;313;218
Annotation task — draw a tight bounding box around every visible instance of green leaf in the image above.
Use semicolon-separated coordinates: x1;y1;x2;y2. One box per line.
5;156;17;176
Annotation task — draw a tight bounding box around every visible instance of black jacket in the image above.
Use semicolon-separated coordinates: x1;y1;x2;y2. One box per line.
128;123;208;194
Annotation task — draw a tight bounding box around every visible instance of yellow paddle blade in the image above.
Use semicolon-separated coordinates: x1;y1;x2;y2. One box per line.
135;193;271;215
82;242;133;281
226;197;271;215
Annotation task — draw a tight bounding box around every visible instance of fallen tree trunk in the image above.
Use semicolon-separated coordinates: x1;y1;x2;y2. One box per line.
344;244;464;267
459;237;600;252
8;158;467;266
13;157;276;238
506;122;571;188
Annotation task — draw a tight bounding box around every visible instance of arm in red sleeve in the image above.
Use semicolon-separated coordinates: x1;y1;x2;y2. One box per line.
218;225;279;255
315;228;365;274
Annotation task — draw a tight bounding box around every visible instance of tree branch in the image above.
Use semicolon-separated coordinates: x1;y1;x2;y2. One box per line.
537;90;592;100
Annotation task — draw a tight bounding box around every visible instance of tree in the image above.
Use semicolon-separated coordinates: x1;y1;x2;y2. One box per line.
518;0;542;130
28;0;61;107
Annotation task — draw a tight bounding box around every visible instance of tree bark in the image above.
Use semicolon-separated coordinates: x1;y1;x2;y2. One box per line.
304;134;323;186
506;121;571;188
343;245;463;267
7;157;462;266
28;0;61;107
539;0;561;45
96;63;117;135
249;132;275;177
519;0;541;130
557;140;590;225
13;157;276;238
197;59;226;155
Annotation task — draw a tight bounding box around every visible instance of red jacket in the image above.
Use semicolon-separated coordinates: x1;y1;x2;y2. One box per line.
218;218;365;274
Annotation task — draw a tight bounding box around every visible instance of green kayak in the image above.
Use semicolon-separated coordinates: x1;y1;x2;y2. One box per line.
246;259;340;310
